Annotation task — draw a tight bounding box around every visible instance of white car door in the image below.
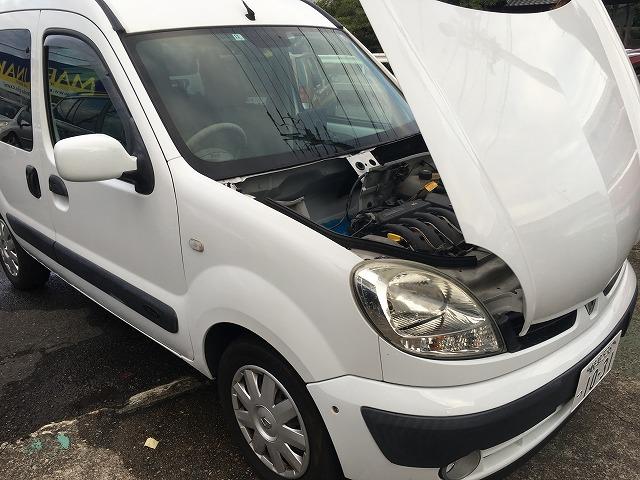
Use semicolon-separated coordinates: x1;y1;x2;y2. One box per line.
0;13;55;261
360;0;640;327
33;10;191;358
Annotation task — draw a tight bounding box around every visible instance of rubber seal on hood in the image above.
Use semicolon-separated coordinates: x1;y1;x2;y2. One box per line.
261;197;477;268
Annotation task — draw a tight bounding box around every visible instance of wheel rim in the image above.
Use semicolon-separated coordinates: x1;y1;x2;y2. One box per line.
0;219;19;277
231;365;310;478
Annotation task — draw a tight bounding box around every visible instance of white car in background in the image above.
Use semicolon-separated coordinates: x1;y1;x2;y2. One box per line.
0;100;32;149
0;1;639;480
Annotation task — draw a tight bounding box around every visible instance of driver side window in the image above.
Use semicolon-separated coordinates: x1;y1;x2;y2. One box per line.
44;34;128;148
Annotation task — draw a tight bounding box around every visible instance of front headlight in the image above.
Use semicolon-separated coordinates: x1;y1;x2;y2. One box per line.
0;121;9;128
353;260;505;359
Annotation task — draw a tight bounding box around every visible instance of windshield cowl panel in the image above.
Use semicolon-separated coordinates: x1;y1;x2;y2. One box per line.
127;26;419;180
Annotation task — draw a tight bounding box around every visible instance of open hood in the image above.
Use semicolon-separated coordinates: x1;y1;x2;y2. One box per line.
360;0;640;325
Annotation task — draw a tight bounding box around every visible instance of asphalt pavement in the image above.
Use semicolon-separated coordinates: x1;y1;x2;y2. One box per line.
1;247;640;480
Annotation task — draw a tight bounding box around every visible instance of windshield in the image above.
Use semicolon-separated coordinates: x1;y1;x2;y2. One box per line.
128;26;419;179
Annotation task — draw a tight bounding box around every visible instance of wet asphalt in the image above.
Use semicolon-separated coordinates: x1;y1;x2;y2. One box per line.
1;248;640;480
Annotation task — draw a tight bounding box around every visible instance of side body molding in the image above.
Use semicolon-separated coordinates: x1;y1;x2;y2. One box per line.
6;214;178;333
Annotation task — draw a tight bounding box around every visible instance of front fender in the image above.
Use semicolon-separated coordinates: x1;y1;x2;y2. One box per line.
170;158;383;383
188;266;375;382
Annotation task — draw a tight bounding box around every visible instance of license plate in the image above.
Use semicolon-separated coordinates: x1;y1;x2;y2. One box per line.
572;331;621;411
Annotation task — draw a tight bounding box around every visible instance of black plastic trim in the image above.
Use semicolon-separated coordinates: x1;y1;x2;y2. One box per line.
54;243;178;333
261;198;477;269
604;266;623;296
94;0;126;33
242;1;256;21
5;214;178;333
361;286;637;468
497;310;577;353
25;165;41;199
6;214;55;259
48;175;68;197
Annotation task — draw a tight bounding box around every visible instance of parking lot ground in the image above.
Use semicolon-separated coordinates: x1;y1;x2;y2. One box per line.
1;247;640;480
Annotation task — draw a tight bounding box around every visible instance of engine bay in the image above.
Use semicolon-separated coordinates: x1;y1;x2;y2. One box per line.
238;149;466;252
333;157;467;256
234;138;524;320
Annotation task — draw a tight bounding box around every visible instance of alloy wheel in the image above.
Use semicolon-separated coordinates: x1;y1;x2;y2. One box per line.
231;365;310;478
0;219;19;277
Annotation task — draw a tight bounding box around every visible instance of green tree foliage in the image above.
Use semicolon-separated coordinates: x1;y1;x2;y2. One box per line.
317;0;504;52
317;0;381;52
456;0;502;9
318;0;639;50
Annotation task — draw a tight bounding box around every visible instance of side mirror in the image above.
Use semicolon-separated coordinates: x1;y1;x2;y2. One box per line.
54;134;137;182
18;111;31;128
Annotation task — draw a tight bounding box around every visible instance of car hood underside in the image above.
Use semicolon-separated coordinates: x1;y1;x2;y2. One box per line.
361;0;640;327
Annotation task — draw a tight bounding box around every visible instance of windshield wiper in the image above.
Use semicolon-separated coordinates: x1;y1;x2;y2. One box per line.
281;128;353;151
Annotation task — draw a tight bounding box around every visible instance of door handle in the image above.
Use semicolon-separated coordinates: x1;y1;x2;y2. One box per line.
25;165;41;198
49;175;68;198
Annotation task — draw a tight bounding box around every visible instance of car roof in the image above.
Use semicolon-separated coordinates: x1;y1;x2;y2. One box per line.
0;0;336;34
104;0;337;33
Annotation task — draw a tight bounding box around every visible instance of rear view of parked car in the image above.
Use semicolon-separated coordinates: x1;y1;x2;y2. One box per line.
0;1;639;480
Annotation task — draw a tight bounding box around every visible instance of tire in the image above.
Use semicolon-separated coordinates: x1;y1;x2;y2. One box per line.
0;216;50;290
218;338;343;480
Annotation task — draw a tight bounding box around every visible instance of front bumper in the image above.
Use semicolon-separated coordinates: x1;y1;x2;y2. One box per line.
308;263;637;480
363;286;636;469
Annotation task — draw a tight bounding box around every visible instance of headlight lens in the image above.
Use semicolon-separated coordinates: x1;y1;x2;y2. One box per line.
0;121;9;128
353;260;505;359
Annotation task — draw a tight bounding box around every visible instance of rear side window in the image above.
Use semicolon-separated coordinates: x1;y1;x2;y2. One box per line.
0;29;33;151
44;35;129;148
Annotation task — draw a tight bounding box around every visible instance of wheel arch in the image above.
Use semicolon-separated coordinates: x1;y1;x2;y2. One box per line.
201;318;314;382
204;322;258;379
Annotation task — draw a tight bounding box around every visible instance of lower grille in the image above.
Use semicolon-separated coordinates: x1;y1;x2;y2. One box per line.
497;311;577;353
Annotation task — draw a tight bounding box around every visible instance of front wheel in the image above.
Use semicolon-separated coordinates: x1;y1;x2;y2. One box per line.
0;217;50;290
218;339;343;480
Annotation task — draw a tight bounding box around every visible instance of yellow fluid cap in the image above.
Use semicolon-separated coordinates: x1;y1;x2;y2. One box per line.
425;181;439;192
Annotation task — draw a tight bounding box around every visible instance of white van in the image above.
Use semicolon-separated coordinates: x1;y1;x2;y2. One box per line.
0;1;639;479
